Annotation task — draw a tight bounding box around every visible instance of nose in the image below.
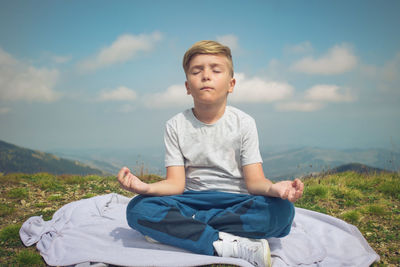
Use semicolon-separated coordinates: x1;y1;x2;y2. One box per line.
202;68;211;81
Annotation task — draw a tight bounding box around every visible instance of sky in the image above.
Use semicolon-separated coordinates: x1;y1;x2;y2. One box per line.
0;0;399;153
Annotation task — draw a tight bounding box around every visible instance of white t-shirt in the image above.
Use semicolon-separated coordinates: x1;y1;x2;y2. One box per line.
164;106;263;194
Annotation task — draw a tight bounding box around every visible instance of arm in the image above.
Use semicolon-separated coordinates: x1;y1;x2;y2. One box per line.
117;165;185;196
243;163;304;202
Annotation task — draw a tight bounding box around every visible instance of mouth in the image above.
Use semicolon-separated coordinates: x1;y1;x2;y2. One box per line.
200;86;213;90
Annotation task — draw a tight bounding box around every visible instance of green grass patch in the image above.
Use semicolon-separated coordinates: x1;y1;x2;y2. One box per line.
60;175;86;185
41;210;56;221
0;224;22;247
346;175;381;193
85;175;104;181
47;194;63;201
26;173;66;192
82;193;96;199
304;184;328;200
34;202;48;208
378;178;400;200
0;247;16;264
29;209;57;221
362;204;387;216
340;210;361;224
16;249;45;266
0;203;15;217
331;186;363;201
0;171;398;266
7;187;29;199
0;173;23;185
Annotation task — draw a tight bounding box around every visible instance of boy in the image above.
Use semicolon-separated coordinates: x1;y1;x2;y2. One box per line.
117;40;304;267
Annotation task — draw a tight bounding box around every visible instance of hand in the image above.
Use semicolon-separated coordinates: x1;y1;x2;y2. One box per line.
270;178;304;202
117;167;150;194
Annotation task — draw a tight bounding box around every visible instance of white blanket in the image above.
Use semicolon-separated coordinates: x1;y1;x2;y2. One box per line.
20;193;379;267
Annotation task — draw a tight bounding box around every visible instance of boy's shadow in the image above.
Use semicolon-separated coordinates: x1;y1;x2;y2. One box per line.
109;227;188;252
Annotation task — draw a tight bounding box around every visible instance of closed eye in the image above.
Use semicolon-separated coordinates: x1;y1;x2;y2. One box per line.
190;67;202;75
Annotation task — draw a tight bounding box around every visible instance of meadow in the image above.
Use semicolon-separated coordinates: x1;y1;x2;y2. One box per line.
0;171;399;266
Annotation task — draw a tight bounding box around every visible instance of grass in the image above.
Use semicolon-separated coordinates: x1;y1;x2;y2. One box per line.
0;171;399;266
0;224;22;247
295;171;400;266
0;172;141;266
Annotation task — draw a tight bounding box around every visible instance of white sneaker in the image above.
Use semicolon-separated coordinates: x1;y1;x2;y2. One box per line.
144;235;160;244
213;232;271;267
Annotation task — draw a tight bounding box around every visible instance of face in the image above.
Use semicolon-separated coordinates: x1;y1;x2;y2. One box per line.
185;54;235;106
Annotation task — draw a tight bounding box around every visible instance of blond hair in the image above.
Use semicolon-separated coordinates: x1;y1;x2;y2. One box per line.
182;40;234;77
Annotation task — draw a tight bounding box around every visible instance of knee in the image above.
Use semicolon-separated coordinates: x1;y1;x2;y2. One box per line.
126;195;155;228
257;196;294;222
277;198;295;221
274;198;295;237
127;195;147;212
254;197;295;237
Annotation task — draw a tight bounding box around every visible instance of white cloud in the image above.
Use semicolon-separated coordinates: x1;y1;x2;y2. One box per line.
275;102;324;112
290;44;357;75
78;31;162;72
229;73;294;103
274;84;355;112
216;34;239;51
142;73;294;109
98;86;137;101
0;47;60;102
305;84;354;102
0;48;17;65
143;84;191;109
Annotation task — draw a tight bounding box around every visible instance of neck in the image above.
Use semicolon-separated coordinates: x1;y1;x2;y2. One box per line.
192;102;227;124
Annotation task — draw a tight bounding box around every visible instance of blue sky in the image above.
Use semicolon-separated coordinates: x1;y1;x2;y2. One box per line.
0;0;399;152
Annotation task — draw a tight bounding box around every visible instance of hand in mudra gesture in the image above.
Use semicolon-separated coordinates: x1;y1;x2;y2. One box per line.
117;167;150;194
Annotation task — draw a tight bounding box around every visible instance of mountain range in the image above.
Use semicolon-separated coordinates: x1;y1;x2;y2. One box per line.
0;140;106;175
261;146;399;180
50;144;399;180
1;139;398;179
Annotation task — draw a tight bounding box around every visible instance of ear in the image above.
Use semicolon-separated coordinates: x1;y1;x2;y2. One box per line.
228;77;236;94
185;81;191;95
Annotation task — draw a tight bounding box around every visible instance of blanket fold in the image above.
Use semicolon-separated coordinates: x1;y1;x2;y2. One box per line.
20;193;379;267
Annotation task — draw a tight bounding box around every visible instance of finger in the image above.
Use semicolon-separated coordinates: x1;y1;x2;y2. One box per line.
282;187;289;200
294;179;303;191
122;168;132;182
293;178;299;188
294;190;302;201
290;188;297;202
123;167;131;177
299;180;304;191
119;169;131;186
117;167;128;180
296;182;305;200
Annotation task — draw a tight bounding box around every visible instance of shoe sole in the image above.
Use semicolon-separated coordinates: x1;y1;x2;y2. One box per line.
260;239;271;267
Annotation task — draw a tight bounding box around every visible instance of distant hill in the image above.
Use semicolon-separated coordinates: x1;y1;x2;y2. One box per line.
48;147;165;176
301;162;392;179
261;146;399;180
327;162;390;174
46;145;400;180
0;140;107;175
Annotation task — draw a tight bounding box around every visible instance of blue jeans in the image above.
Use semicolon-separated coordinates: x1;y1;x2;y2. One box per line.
126;190;294;255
